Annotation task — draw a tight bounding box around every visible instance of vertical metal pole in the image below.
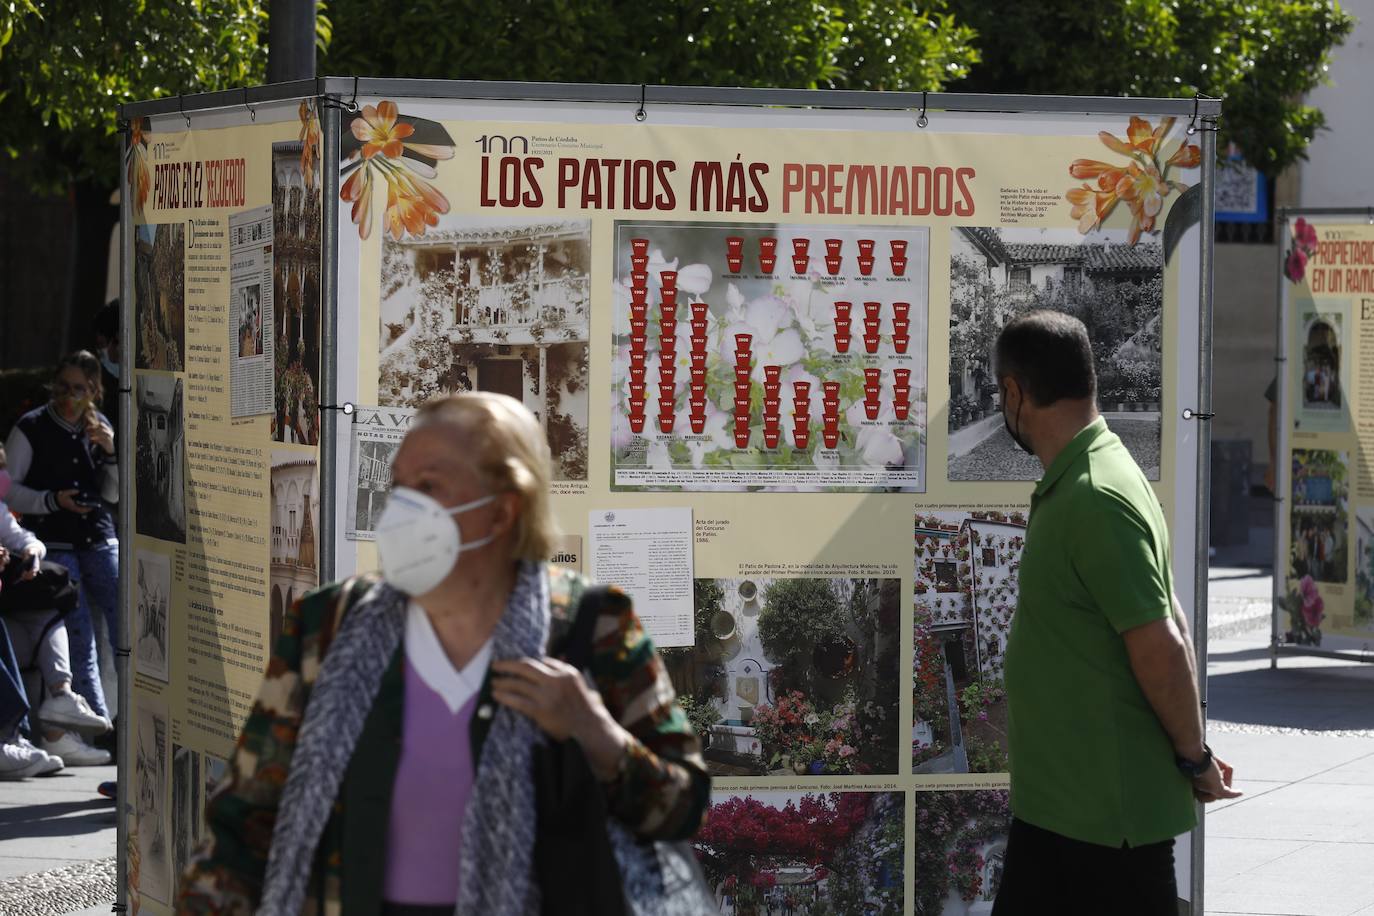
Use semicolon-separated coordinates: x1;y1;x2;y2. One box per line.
1272;215;1287;670
116;122;135;916
319;98;340;583
1190;126;1219;916
267;0;317;83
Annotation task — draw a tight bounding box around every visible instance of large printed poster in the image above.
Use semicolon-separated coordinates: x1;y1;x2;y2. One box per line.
1278;218;1374;644
337;99;1205;912
125;101;323;914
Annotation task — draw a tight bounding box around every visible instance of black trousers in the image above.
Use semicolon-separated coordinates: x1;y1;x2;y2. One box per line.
992;817;1178;916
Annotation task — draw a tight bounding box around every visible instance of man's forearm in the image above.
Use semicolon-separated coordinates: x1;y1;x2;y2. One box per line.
1124;614;1206;761
1171;593;1199;685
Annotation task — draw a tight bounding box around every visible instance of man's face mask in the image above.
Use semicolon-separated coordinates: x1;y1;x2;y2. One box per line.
1001;379;1034;456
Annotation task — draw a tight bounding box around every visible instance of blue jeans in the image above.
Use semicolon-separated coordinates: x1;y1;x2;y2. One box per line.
46;543;120;719
0;619;30;739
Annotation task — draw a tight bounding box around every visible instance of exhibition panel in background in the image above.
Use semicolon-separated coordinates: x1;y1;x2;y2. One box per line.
118;80;1219;916
1273;207;1374;665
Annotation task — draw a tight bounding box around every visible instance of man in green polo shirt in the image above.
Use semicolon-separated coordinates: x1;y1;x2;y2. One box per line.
990;311;1239;915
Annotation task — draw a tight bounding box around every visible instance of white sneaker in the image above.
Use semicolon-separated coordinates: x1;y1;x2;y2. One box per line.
40;731;112;766
38;688;112;736
14;736;64;775
0;740;49;779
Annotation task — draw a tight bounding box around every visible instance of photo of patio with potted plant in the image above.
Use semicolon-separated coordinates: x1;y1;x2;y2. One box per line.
660;577;901;777
912;510;1026;774
914;790;1012;916
694;790;905;915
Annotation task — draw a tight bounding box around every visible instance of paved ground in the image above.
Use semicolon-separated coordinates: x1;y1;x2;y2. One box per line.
1203;567;1374;916
0;762;116;915
1;567;1371;915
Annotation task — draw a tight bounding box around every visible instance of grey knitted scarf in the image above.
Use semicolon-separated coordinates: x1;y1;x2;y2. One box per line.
258;561;551;915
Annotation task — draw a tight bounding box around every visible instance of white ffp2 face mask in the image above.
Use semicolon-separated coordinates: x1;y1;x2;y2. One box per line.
374;487;497;596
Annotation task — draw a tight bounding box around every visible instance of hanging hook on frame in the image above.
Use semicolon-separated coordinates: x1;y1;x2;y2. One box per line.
178;94;191;130
916;91;929;129
242;87;256;122
635;84;647;123
1186;92;1220;136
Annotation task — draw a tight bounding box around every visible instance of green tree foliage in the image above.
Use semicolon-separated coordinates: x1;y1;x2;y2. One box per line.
758;578;845;667
321;0;978;92
0;1;331;191
0;0;1354;190
944;0;1355;175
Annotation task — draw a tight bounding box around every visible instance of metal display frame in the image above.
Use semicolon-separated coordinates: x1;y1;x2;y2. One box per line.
116;79;1221;915
1271;206;1374;669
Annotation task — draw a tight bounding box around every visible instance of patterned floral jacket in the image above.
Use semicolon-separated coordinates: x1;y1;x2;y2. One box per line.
176;567;709;915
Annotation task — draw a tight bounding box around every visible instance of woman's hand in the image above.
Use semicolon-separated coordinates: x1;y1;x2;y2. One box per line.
86;415;115;455
491;656;630;781
56;489;94;515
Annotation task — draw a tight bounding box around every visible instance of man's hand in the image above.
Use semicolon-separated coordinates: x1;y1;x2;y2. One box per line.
0;545;9;569
1193;753;1242;803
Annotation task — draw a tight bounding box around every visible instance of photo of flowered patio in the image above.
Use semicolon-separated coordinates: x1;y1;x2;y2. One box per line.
377;217;591;479
660;577;900;777
946;226;1163;481
914;790;1012;916
694;790;904;916
913;510;1026;774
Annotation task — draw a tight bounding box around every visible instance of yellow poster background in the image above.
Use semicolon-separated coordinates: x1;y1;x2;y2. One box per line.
127;104;321;912
336;101;1204;913
1279;220;1374;643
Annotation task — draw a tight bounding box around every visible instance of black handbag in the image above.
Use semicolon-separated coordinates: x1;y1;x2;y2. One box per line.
532;586;716;916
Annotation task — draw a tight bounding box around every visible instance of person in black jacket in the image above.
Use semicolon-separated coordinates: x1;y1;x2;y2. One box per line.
3;352;119;766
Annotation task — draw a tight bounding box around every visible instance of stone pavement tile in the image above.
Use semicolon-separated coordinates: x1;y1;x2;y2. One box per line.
1202;733;1374;783
1207;778;1287;813
0;775;112;805
1206;840;1374;916
1207;782;1374;844
1203;836;1310;882
1308;752;1374;786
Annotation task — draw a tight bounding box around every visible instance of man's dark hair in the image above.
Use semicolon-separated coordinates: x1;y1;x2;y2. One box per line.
994;310;1096;406
95;301;120;342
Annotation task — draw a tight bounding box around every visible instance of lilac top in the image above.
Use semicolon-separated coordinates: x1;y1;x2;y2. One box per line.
383;603;493;906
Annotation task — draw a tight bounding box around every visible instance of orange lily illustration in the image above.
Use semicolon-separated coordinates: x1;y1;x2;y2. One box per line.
127;118;151;218
1066;115;1200;245
340;100;456;241
299;100;321;191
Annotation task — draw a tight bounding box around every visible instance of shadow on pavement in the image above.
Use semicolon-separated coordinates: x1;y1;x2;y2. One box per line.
0;798;115;839
1207;657;1374;731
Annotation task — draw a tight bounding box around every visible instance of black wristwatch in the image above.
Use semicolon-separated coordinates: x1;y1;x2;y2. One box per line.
1175;743;1213;779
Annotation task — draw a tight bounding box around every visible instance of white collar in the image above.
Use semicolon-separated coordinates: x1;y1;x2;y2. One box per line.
405;601;493;715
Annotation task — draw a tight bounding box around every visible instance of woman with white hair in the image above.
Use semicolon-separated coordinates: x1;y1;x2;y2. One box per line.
177;392;709;915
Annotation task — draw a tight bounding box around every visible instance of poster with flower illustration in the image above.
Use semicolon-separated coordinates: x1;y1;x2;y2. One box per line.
913;508;1026;776
1275;218;1374;646
610;221;928;492
694;790;905;915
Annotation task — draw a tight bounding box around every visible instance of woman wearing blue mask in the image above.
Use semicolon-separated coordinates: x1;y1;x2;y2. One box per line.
178;392;710;915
